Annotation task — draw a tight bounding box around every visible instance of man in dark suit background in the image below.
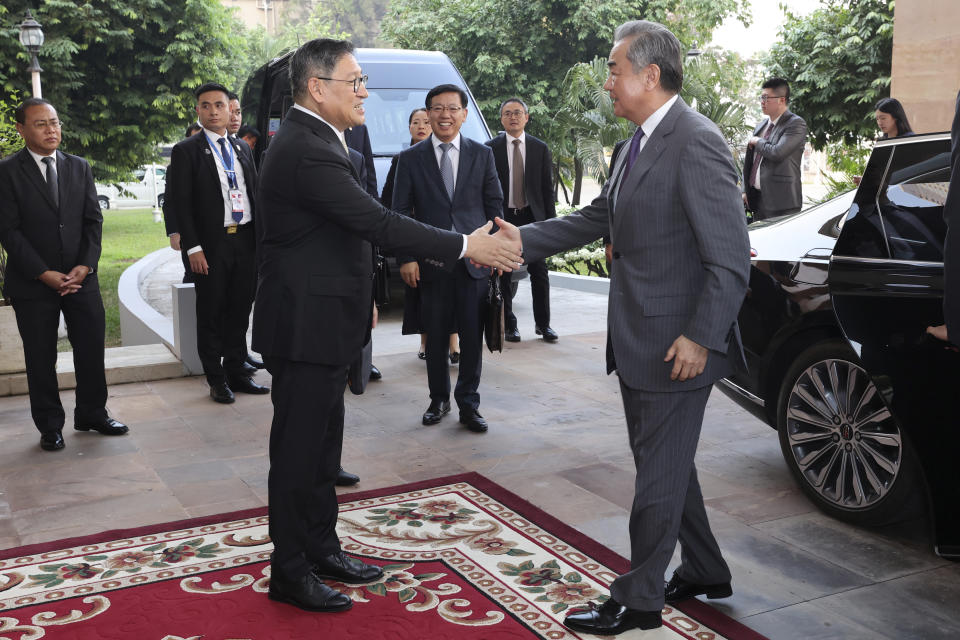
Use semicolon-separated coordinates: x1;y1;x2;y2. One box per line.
741;77;808;221
0;98;128;451
252;38;520;613
345;124;378;198
495;21;750;635
393;83;504;434
929;89;960;345
486;98;558;343
166;83;268;404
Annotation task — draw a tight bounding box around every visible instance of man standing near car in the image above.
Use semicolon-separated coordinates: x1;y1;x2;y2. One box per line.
252;38;520;613
930;89;960;345
0;98;128;451
393;83;504;434
494;21;750;635
742;78;808;221
486;98;558;343
166;82;268;404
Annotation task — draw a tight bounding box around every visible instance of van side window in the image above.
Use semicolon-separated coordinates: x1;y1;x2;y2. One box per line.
878;144;951;262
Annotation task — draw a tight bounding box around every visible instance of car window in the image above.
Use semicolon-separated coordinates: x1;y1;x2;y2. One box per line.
133;169;145;181
833;146;893;259
878;145;950;262
154;167;166;179
364;88;490;155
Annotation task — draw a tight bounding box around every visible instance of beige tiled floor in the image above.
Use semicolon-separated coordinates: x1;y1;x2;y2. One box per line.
1;284;959;638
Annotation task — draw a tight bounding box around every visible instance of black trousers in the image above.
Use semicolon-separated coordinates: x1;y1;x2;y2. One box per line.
12;288;108;434
420;262;487;412
266;356;347;580
500;208;550;330
191;224;256;383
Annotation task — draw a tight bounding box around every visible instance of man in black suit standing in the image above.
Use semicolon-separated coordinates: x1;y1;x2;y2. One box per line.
253;38;520;613
0;98;128;451
929;89;960;345
393;84;504;433
486;98;558;343
166;83;268;404
344;124;378;198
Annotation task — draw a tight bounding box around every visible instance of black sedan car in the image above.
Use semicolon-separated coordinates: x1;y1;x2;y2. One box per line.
718;132;959;559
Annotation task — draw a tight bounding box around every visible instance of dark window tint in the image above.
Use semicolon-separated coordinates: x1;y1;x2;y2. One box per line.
833;146;892;259
879;143;951;262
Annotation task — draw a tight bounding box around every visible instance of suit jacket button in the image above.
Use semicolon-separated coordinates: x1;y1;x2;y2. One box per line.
613;251;621;259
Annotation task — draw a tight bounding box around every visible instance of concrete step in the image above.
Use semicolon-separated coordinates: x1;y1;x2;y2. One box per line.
0;343;187;396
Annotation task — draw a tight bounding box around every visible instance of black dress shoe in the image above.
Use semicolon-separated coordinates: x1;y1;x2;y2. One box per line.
369;365;382;381
74;417;129;436
227;375;271;395
459;409;488;433
449;351;460;364
241;361;258;375
504;328;521;342
418;350;427;360
563;598;661;635
40;430;65;451
664;571;732;603
422;400;451;425
312;551;383;584
336;467;360;486
536;326;559;342
210;382;235;404
269;566;353;612
246;354;266;369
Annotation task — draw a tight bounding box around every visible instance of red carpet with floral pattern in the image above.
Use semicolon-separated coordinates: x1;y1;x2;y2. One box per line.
0;473;766;639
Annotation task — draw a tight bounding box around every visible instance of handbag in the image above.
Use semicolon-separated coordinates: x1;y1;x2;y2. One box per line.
483;272;504;353
347;338;373;395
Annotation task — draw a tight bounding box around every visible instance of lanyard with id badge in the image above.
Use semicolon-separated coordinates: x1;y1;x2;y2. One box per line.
207;135;244;233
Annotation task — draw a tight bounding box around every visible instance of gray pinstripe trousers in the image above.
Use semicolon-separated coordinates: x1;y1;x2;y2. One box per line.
610;380;731;611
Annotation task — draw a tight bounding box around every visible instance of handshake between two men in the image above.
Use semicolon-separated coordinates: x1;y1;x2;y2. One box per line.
462;216;524;273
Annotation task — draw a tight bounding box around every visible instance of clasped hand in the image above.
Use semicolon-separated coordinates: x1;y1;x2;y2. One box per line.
39;265;90;296
466;217;523;273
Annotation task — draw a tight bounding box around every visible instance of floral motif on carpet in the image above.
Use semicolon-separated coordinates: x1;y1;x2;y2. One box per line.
0;476;755;639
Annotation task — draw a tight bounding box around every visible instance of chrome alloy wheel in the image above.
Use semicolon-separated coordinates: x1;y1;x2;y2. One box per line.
784;358;901;511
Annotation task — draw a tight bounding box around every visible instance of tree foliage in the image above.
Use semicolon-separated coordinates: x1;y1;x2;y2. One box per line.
762;0;894;149
381;0;750;134
0;0;244;182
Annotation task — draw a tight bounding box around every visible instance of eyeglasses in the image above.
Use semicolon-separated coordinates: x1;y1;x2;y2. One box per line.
429;105;463;114
315;74;368;94
759;95;785;103
30;119;61;130
502;110;526;118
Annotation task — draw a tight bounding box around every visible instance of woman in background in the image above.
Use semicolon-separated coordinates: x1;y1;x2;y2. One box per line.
382;108;461;363
875;98;915;139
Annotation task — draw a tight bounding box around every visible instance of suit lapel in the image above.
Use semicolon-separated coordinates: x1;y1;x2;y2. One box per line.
454;138;477;204
18;149;57;211
198;135;221;187
54;150;69;212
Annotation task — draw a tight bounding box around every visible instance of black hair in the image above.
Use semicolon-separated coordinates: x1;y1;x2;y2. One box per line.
425;84;467;109
499;97;528;114
875;97;914;138
185;122;202;137
194;82;231;101
289;39;355;101
238;124;261;139
14;97;54;124
761;77;791;102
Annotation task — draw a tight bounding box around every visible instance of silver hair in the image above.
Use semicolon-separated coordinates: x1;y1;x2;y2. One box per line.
289;38;355;101
613;20;683;93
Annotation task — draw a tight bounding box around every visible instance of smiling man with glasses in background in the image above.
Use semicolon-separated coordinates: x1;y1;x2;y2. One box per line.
741;77;808;221
392;83;504;435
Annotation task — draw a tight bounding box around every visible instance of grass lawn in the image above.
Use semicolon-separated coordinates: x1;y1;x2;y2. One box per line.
57;208;168;350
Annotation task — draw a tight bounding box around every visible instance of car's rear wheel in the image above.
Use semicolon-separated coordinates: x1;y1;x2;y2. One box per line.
98;196;110;210
776;340;921;526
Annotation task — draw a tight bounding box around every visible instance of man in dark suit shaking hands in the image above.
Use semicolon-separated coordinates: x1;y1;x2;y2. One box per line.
252;39;521;613
0;98;128;451
166;83;268;404
495;21;750;635
486;98;558;343
392;84;504;433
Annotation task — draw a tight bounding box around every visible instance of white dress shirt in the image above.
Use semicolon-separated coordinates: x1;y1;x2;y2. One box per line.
637;94;679;154
505;131;526;209
27;148;57;179
187;127;253;255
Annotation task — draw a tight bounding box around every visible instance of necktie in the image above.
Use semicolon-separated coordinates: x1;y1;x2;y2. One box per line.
41;156;59;208
620;127;645;185
217;138;242;223
439;142;455;201
749;121;774;189
341;137;350;156
511;139;526;209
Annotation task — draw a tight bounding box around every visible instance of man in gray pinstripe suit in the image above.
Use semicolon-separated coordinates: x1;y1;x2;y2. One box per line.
496;20;750;635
